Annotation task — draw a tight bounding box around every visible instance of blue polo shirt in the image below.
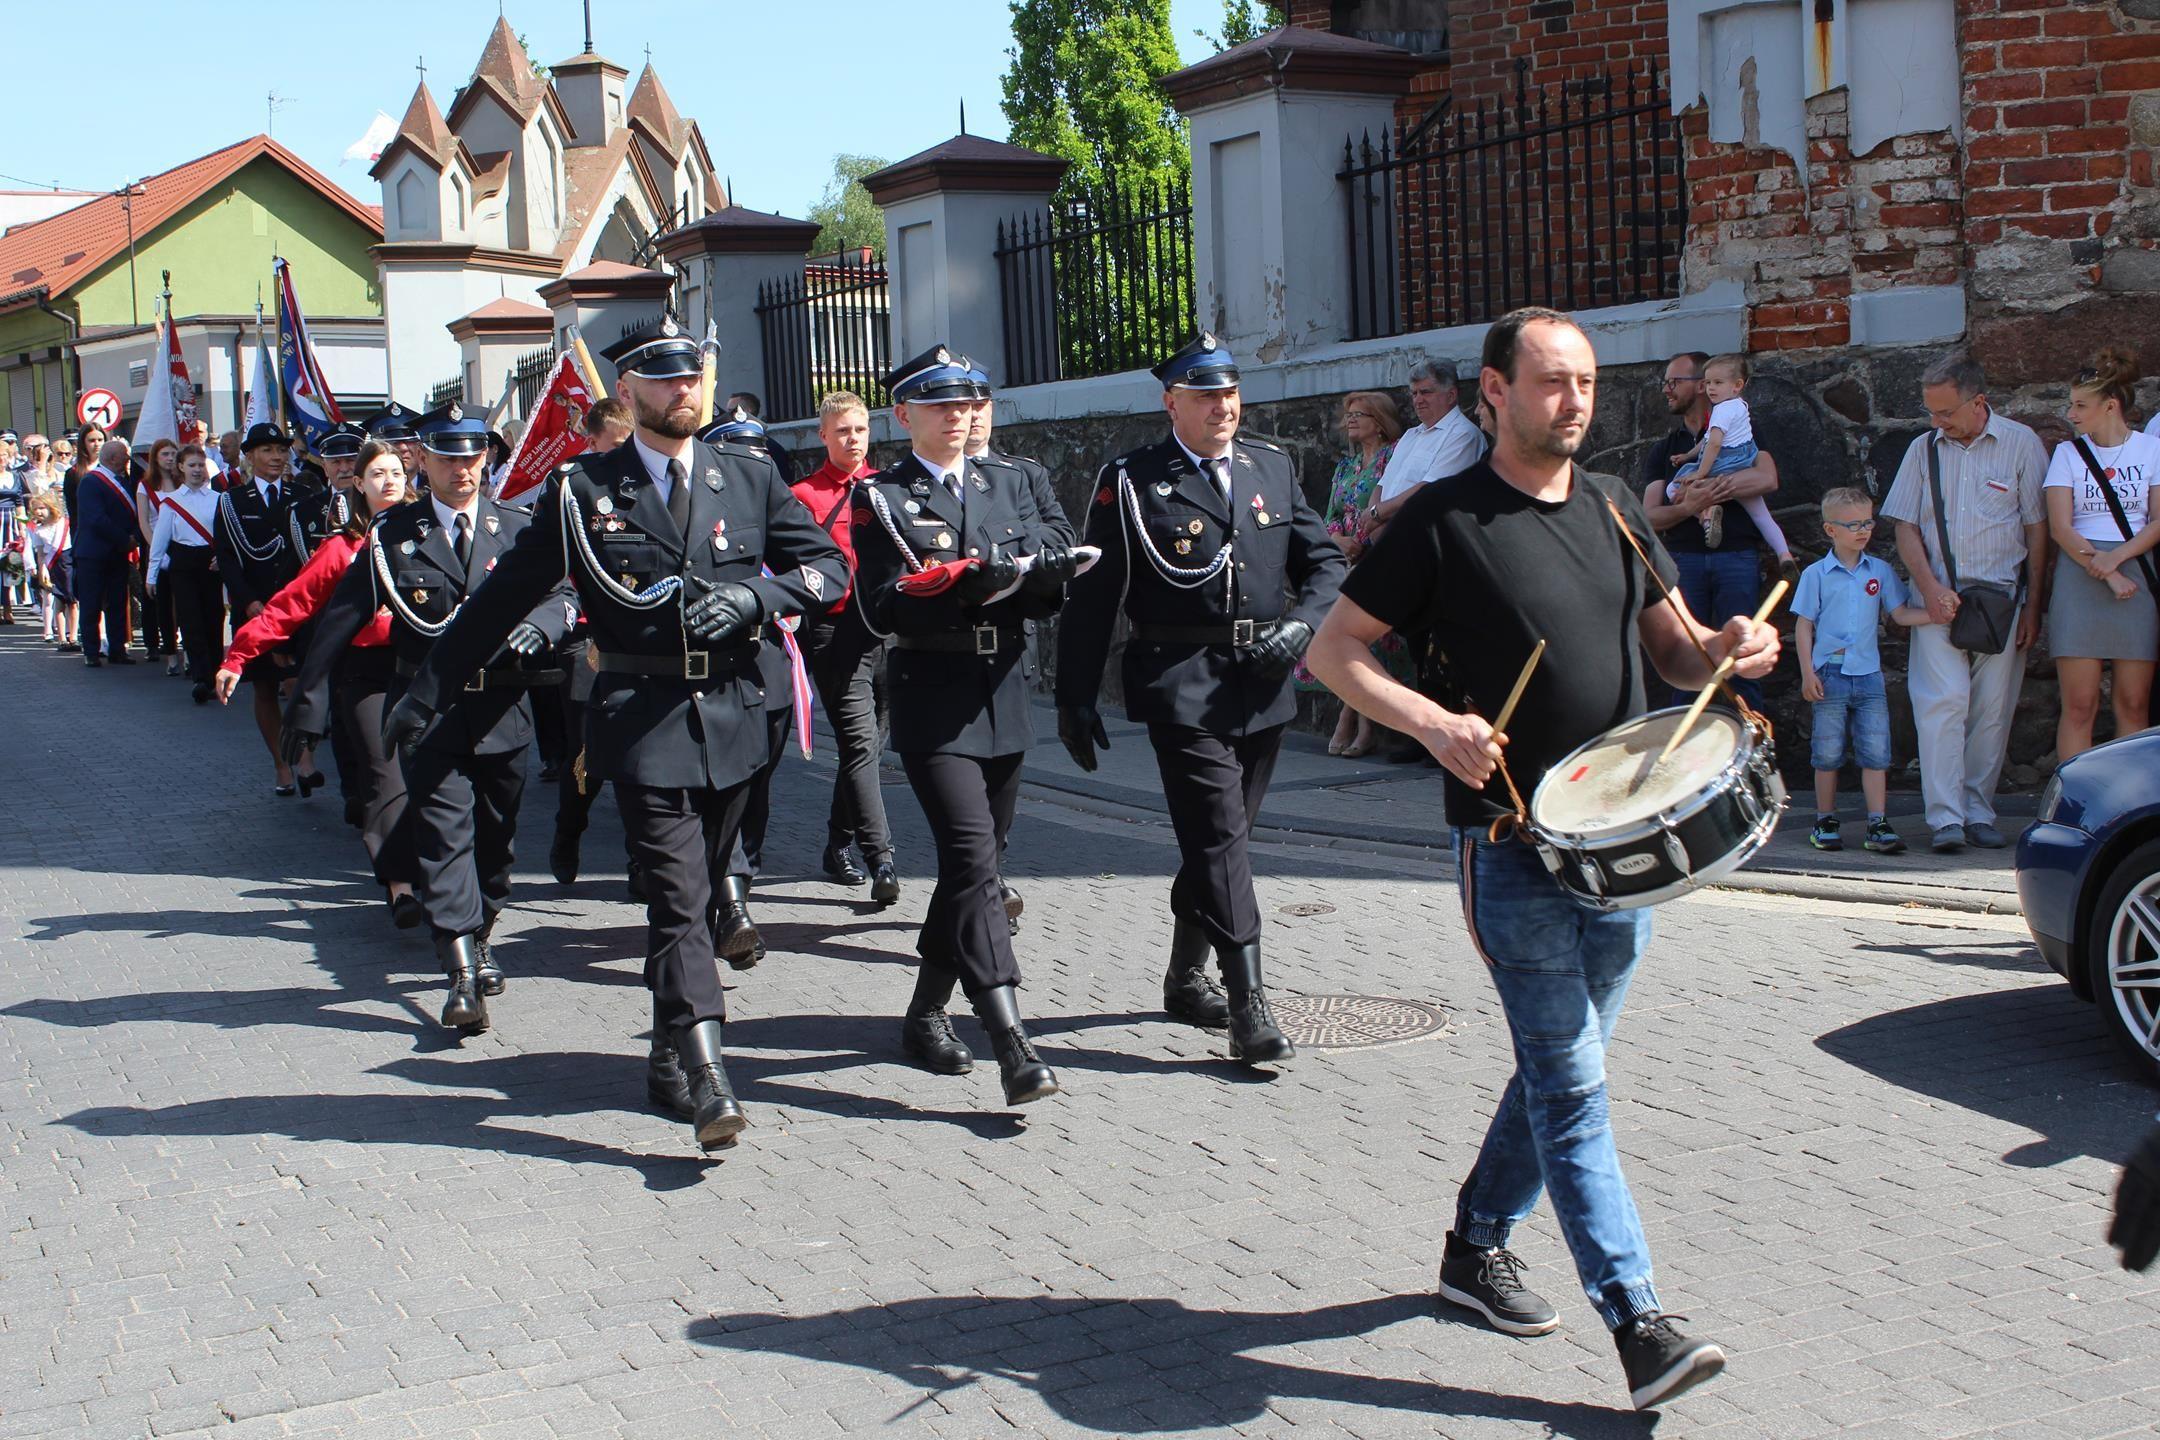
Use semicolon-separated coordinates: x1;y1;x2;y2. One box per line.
1792;551;1910;677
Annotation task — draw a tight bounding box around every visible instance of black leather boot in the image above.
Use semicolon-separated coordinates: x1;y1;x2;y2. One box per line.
675;1018;747;1150
972;985;1057;1106
1219;942;1294;1065
550;824;582;884
1163;919;1230;1029
713;875;765;970
900;968;974;1074
436;934;488;1032
822;842;868;886
870;861;900;908
647;1002;693;1119
1002;882;1024;937
474;912;505;997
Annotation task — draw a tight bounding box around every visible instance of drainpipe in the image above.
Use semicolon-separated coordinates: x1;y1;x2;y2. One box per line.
30;287;82;421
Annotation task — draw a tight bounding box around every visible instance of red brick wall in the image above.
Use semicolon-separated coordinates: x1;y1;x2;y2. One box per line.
1284;0;1332;26
1448;0;1669;101
1959;0;2160;384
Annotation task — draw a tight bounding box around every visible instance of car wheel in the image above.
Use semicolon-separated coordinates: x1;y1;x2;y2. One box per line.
2085;838;2160;1083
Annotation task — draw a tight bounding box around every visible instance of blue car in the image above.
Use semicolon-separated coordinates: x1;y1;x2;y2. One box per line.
2017;728;2160;1080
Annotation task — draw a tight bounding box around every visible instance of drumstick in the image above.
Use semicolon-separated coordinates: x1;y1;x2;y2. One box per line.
1650;580;1789;772
1491;639;1545;736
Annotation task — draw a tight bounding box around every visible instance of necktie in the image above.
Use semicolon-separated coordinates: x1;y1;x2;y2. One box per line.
265;482;280;509
453;512;472;568
1206;456;1230;503
945;470;963;502
666;459;691;539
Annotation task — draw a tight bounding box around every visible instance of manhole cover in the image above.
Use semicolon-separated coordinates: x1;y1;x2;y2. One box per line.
1279;901;1337;918
1273;994;1450;1051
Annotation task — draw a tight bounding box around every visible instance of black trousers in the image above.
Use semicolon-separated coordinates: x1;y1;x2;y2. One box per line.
164;546;225;683
74;553;129;659
403;745;526;939
136;546;174;655
336;652;416;888
729;705;794;880
900;750;1024;998
1147;724;1286;950
616;779;754;1032
807;617;893;864
531;678;568;769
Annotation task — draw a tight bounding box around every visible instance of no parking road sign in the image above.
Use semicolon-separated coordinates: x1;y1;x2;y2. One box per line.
76;388;122;430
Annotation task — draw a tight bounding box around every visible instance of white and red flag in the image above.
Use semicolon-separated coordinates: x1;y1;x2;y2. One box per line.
496;353;598;502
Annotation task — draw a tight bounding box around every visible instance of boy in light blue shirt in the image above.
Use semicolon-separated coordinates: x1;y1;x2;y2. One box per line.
1792;487;1932;853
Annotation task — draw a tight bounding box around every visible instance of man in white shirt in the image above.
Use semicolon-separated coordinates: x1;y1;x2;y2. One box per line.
147;445;225;701
1882;352;2050;852
1365;360;1484;533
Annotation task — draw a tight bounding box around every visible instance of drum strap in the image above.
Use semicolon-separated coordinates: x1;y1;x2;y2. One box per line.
1599;493;1770;734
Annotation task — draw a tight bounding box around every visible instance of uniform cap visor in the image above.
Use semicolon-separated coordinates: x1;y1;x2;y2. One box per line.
421;434;491;457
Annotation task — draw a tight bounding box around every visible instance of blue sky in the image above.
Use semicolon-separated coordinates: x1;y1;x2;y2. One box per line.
3;1;1238;222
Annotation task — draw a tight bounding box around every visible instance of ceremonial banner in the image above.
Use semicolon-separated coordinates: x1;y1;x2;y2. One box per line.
242;308;275;435
275;258;344;452
496;354;597;502
133;307;201;448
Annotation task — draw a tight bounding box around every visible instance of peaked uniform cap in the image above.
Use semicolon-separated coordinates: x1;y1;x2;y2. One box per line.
364;403;422;441
416;401;489;457
1152;333;1240;391
887;344;982;404
602;315;703;379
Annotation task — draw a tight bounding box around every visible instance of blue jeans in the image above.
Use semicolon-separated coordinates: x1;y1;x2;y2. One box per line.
1670;547;1762;708
1808;664;1892;772
1453;830;1661;1329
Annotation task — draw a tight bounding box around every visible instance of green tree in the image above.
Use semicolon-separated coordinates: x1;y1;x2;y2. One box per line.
807;153;887;257
1204;0;1285;51
1000;0;1190;194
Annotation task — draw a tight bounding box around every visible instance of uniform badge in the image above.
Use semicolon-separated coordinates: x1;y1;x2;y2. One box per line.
1155;482;1173;497
621;573;637;590
1256;513;1270;525
910;479;931;497
483;514;499;535
595;495;614;515
399;539;416;555
973;475;988;493
705;468;723;492
1094;487;1112;507
1175;539;1193;555
1188;519;1204;535
904;500;921;515
934;531;954;550
412;589;429;604
803;568;826;600
712;519;728;552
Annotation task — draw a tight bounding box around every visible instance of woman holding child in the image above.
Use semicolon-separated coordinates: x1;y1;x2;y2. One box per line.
2044;348;2160;761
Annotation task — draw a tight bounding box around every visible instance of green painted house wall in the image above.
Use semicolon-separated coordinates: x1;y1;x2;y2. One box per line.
0;156;380;434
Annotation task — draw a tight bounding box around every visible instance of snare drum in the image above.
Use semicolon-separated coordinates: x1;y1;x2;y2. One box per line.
1526;706;1786;911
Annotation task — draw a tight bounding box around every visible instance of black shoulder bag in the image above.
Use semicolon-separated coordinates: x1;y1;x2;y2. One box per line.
1926;434;2019;655
2069;432;2160;617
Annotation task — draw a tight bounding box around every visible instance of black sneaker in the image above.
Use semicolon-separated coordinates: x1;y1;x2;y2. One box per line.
1436;1232;1560;1336
1616;1313;1725;1410
1862;817;1906;854
1808;815;1842;851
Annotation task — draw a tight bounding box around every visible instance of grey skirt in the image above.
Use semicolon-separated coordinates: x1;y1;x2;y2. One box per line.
2051;540;2159;661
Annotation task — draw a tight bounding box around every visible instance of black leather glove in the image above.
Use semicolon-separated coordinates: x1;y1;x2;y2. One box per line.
1024;539;1079;595
382;695;434;755
2111;1125;2160;1270
956;551;1020;606
684;577;763;643
277;724;321;769
504;621;547;657
1245;619;1313;678
1057;703;1110;773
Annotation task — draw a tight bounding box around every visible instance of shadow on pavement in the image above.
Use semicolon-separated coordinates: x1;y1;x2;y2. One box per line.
685;1293;1652;1437
1815;983;2155;1167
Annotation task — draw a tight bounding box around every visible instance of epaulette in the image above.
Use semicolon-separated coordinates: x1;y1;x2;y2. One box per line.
1240;434;1287;454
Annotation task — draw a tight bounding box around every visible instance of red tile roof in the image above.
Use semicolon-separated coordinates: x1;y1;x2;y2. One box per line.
372;84;459;180
626;65;689;159
0;135;381;312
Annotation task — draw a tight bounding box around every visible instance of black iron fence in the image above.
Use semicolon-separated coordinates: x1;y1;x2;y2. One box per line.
1340;59;1684;339
427;376;464;408
509;345;555;418
754;249;891;423
995;177;1194;387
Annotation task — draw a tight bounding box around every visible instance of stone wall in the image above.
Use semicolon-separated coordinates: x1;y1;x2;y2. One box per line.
779;339;2159;784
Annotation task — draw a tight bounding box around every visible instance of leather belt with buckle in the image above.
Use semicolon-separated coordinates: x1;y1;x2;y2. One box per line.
895;623;1020;655
1131;619;1274;647
591;647;732;678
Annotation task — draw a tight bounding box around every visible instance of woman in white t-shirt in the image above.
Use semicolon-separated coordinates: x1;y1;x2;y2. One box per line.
2044;347;2160;758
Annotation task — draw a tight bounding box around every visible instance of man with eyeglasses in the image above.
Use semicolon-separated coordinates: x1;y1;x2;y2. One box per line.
1879;351;2048;853
1640;352;1783;705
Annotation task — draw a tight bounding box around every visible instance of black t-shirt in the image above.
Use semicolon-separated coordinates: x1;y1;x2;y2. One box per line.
1342;460;1680;828
1640;424;1760;555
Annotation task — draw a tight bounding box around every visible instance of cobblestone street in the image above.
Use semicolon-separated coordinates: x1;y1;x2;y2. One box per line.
4;629;2158;1439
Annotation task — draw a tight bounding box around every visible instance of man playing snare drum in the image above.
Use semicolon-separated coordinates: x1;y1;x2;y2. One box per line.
1305;307;1778;1413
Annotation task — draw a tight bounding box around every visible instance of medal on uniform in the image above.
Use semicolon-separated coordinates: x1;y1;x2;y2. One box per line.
1155;482;1172;497
1175;539;1192;555
621;573;637;589
1188;519;1203;535
934;531;953;550
413;588;429;603
595;495;614;515
1256;512;1270;525
712;518;728;553
904;500;921;515
399;539;416;555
